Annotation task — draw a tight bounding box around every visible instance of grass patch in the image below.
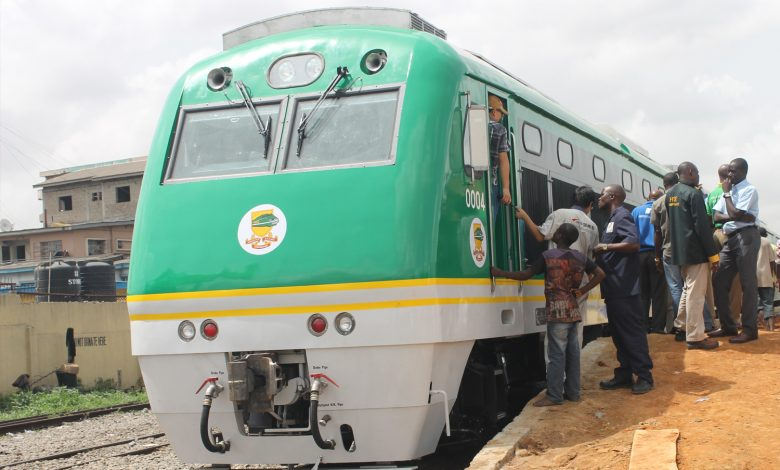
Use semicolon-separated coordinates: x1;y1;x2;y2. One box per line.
0;387;147;421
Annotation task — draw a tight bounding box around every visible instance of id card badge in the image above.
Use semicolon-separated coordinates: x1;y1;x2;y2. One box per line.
606;222;614;233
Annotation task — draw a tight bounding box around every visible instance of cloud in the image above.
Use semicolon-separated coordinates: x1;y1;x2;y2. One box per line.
690;74;751;102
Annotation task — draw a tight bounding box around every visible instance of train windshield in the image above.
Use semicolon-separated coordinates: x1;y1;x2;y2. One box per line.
284;89;399;170
166;101;280;181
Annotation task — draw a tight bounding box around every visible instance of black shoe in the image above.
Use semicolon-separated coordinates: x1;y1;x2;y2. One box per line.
631;379;654;395
599;377;633;390
708;328;738;338
674;330;686;342
729;332;758;344
687;338;720;350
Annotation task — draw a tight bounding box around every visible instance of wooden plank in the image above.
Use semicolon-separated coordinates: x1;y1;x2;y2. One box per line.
628;429;679;470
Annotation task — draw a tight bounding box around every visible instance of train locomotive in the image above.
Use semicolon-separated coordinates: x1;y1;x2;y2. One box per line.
128;8;667;467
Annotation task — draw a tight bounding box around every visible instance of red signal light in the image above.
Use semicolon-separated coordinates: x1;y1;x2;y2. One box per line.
201;320;218;340
308;314;327;336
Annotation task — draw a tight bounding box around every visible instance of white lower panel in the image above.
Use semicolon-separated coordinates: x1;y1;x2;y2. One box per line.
140;341;473;465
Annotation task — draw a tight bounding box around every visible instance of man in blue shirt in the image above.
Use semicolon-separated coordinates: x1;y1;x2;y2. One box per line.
594;184;653;394
709;157;761;343
632;189;669;334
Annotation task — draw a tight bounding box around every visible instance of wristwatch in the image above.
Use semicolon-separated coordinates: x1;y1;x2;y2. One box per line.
723;192;732;198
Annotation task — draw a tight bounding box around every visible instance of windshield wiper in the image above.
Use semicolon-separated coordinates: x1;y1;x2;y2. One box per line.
235;80;272;158
296;66;350;157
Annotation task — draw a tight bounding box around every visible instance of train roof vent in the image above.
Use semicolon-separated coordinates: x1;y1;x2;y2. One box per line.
223;8;446;50
596;124;650;158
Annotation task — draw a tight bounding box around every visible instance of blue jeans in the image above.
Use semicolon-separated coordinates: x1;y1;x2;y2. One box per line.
546;321;580;403
663;258;683;319
758;287;775;319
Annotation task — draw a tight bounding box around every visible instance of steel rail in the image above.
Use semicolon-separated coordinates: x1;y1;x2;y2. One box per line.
0;402;149;434
2;433;166;469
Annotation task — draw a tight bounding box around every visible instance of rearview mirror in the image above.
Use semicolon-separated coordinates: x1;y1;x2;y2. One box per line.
463;105;490;174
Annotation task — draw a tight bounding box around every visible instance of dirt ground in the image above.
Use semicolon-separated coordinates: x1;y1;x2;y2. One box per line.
503;328;780;469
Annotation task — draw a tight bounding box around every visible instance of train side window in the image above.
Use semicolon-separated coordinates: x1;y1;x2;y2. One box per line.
622;170;633;192
522;123;542;156
593;156;605;181
285;89;399;171
642;179;652;199
557;139;573;169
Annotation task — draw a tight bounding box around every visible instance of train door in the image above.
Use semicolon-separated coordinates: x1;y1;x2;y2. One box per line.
486;93;520;272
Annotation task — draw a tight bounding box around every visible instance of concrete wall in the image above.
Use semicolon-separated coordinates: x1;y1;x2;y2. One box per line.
0;294;140;395
42;176;141;226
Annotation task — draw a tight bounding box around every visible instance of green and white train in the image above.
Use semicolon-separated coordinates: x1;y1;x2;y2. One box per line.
128;8;667;467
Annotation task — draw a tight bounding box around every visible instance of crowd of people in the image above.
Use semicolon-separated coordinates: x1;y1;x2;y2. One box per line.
492;157;779;407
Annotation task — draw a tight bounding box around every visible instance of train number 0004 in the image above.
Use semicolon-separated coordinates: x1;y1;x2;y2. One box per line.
465;189;486;211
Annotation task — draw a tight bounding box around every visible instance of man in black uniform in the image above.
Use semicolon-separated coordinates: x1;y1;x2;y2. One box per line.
594;184;654;394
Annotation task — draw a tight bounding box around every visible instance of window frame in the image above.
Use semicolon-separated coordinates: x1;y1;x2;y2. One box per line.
279;84;404;174
40;240;63;258
163;96;288;184
622;170;633;192
116;239;132;252
642;179;652;199
521;122;543;156
86;238;108;256
556;139;574;169
592;155;606;182
58;195;73;212
115;186;131;203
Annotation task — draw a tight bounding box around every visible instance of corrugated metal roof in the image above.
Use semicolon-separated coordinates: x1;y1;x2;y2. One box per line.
35;159;146;188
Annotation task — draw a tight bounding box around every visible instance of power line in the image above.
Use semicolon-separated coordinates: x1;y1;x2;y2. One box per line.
0;123;78;168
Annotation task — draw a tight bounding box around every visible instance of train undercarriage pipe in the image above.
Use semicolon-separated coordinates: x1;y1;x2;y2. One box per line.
309;379;336;450
199;379;230;453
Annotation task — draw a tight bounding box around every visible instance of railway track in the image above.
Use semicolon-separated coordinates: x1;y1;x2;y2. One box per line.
0;402;149;434
2;432;167;469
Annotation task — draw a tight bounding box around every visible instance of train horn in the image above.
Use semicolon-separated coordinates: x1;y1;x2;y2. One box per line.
207;67;233;91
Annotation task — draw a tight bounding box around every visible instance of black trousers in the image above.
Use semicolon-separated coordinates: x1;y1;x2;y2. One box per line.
605;295;654;383
638;251;670;332
713;227;760;336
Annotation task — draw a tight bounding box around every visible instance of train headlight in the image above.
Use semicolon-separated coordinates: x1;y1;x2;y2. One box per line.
305;57;323;79
362;49;387;74
276;60;295;83
201;319;219;340
268;53;324;89
178;320;196;342
335;312;355;335
308;314;328;336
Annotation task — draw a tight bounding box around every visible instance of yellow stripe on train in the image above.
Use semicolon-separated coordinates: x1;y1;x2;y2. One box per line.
128;294;547;322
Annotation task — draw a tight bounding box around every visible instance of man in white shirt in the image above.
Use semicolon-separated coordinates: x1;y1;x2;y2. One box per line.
709;158;761;343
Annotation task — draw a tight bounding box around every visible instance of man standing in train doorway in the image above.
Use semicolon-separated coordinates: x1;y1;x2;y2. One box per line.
515;185;600;348
594;184;654;394
710;157;761;343
488;94;512;223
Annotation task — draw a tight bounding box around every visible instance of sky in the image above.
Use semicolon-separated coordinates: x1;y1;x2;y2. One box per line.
1;0;779;232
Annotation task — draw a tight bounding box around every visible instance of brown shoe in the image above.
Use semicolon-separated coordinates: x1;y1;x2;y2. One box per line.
533;396;563;407
708;328;738;338
729;332;758;344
